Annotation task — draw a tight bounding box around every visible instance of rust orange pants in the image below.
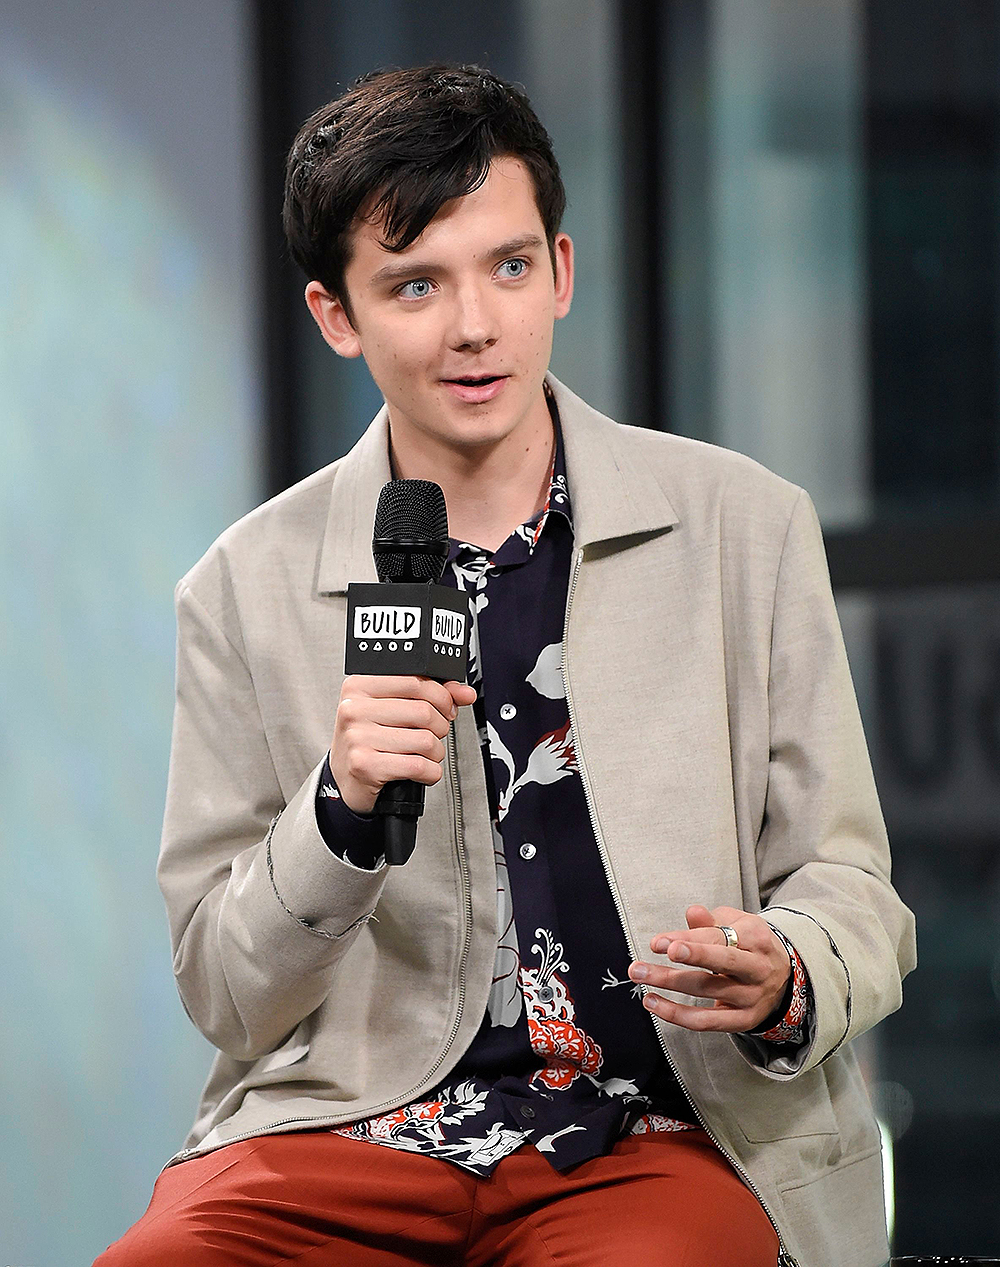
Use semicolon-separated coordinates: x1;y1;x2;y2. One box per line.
94;1126;780;1265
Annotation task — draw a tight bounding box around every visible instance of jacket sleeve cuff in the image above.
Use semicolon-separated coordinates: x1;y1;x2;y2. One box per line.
316;756;387;871
730;925;818;1078
747;925;811;1042
265;756;389;940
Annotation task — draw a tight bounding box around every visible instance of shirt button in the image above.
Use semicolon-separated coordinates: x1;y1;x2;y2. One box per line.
520;1105;535;1120
499;703;517;720
537;986;554;1003
519;843;536;860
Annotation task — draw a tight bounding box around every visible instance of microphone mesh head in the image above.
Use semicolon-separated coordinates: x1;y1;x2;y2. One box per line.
373;479;450;583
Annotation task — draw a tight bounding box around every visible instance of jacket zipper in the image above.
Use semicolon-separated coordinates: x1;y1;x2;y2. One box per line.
561;546;799;1267
173;727;473;1162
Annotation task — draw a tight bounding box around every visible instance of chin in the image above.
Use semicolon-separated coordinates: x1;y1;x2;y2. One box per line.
445;423;518;450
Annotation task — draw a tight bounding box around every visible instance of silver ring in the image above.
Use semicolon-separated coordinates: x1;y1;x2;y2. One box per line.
718;924;739;949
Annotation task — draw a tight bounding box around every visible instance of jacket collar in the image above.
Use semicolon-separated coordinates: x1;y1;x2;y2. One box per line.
317;371;679;595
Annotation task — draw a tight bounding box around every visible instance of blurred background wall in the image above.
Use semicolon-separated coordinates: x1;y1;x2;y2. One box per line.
2;1;999;1262
0;1;262;1261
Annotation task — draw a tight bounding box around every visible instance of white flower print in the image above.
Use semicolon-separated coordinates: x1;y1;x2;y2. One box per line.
526;640;565;700
488;720;578;822
514;520;543;551
332;1080;489;1153
451;553;492;610
445;1121;528;1167
486;721;516;818
629;1114;697;1135
601;969;644;1000
582;1073;640;1097
520;928;602;1091
534;1122;587;1153
449;552;490;686
487;821;522;1028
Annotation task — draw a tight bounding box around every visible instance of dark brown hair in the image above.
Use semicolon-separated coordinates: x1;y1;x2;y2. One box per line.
282;62;567;330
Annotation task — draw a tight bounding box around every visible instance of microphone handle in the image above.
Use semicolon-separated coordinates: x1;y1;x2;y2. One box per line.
373;779;427;865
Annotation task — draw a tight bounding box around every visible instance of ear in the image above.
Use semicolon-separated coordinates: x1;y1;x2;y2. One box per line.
552;232;574;320
304;281;363;358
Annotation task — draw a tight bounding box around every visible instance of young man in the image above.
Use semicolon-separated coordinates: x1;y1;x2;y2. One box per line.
97;64;915;1266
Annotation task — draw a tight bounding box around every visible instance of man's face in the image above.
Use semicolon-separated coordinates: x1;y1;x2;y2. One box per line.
305;156;573;458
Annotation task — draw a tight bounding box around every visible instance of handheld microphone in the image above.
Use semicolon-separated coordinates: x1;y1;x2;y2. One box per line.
344;479;471;865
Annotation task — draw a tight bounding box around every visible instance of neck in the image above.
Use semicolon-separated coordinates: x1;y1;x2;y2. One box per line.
389;391;555;553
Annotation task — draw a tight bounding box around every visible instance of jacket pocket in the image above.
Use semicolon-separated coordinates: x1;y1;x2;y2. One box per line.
775;1144;889;1267
777;1141;881;1194
736;1069;839;1142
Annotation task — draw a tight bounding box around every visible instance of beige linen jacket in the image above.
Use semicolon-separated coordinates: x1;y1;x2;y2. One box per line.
157;372;916;1267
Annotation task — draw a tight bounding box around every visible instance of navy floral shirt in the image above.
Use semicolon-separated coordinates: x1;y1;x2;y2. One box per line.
315;382;812;1175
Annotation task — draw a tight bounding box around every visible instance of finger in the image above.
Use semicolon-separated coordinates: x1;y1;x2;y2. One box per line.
361;724;446;764
653;927;730;947
653;909;746;949
343;677;459;724
444;681;478;706
629;963;758;1006
652;913;767;956
707;905;749;928
642;993;756;1033
663;942;763;982
343;697;453;739
358;749;445;789
653;927;734;953
685;904;717;930
344;675;460;718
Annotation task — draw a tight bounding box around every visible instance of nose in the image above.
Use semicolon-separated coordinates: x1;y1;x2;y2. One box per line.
448;282;499;353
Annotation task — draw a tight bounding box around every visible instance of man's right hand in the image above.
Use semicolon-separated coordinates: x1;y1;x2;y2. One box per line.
329;675;478;814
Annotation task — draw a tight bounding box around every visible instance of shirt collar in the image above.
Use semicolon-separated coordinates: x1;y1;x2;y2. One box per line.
539;379;572;527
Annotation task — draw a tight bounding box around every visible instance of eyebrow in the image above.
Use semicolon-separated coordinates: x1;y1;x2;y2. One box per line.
367;233;546;289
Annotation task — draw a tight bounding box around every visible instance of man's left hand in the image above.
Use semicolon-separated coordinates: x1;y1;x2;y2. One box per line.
628;904;792;1033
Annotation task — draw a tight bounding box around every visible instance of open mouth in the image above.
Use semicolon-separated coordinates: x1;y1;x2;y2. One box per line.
441;375;510;402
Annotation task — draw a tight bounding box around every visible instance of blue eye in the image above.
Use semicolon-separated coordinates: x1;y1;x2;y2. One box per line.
399;278;433;300
395;257;527;299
